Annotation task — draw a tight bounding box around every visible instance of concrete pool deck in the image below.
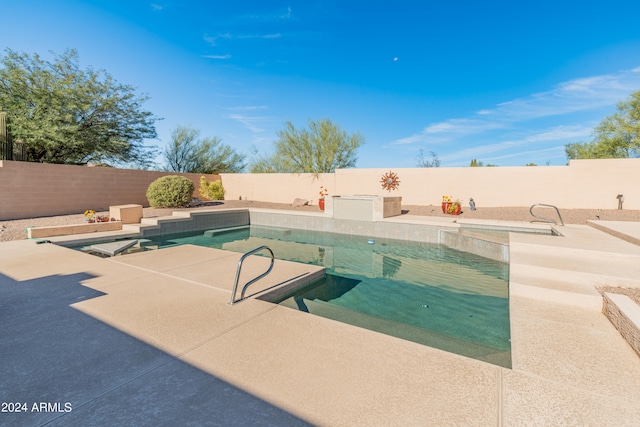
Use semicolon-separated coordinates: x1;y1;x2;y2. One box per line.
1;214;640;425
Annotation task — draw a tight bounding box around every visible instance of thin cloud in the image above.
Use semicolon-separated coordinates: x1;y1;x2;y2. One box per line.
394;119;505;145
203;33;231;47
228;105;268;111
202;54;232;60
205;33;282;45
441;124;593;164
482;146;567;163
150;3;166;12
423;119;505;136
485;69;640;122
224;114;272;133
394;67;640;145
237;33;282;40
245;6;294;22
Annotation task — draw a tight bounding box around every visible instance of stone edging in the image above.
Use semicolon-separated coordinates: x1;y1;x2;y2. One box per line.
603;292;640;357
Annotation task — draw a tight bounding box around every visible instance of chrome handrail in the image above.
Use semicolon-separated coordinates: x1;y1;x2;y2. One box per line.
229;245;275;305
530;203;565;226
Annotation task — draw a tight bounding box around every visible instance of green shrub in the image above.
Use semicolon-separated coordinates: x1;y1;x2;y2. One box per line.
146;175;194;208
199;176;225;200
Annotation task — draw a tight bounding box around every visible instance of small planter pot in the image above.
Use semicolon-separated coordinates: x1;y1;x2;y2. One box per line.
442;202;452;213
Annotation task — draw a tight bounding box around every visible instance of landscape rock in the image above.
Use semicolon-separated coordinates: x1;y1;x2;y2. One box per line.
292;198;309;207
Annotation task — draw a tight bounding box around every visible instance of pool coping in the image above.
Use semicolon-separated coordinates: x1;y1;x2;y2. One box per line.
44;207;556;264
3;208;640;425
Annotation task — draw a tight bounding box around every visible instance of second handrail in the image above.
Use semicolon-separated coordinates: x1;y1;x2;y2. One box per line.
530;203;565;226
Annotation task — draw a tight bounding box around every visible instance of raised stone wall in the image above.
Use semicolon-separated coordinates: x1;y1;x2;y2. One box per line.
603;293;640;357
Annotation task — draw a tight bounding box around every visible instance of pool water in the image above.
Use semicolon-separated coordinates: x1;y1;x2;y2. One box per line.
109;225;511;367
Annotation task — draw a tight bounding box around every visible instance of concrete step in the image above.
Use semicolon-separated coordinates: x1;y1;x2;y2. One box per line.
510;263;640;293
510;242;640;281
588;220;640;247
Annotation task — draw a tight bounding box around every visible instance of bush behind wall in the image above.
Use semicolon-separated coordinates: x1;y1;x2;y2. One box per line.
146;175;194;208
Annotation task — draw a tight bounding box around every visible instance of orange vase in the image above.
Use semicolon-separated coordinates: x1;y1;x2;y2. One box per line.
319;199;325;211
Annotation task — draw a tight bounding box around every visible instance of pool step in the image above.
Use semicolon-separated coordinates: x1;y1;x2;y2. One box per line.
279;297;511;368
440;230;509;263
121;209;250;237
587;220;640;247
89;239;139;256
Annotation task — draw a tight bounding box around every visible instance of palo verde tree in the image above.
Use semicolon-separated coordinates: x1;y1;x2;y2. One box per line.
566;89;640;160
250;118;364;173
164;125;246;173
0;49;159;166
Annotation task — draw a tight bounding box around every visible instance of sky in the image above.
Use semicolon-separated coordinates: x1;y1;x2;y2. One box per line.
2;0;640;169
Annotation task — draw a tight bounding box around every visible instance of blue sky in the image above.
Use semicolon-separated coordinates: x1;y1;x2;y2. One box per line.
2;1;640;168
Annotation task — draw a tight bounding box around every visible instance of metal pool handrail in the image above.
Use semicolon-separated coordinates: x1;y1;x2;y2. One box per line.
229;245;275;305
530;203;565;226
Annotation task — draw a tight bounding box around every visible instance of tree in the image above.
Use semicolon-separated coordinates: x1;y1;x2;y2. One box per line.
250;118;364;173
470;159;498;167
164;125;246;173
0;49;159;167
416;149;440;167
565;142;601;159
566;90;640;160
249;152;291;173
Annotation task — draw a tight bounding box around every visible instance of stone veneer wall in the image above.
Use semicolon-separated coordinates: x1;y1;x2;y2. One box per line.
603;293;640;357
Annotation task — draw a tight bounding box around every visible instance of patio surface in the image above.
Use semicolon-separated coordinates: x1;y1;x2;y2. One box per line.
1;213;640;426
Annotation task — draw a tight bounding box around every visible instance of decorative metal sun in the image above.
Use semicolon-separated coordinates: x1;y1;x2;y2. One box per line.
380;170;401;192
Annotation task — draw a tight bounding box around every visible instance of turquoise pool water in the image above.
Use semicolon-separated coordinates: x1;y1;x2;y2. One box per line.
84;225;511;367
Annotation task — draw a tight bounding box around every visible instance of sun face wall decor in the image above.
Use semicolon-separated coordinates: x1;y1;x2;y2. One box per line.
380;170;400;192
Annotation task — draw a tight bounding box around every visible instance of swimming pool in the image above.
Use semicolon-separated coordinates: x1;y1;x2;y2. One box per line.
97;225;510;367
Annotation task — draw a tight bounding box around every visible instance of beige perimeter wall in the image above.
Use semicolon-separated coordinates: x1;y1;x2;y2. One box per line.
2;158;638;220
0;161;219;220
222;159;640;210
221;172;336;206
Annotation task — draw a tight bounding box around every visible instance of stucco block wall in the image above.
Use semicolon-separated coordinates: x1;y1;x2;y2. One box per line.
0;161;219;220
221;172;335;206
224;159;640;210
2;158;639;220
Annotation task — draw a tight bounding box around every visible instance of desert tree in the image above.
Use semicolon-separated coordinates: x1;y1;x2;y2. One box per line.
164;125;246;173
250;118;364;173
0;49;159;167
566;89;640;160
